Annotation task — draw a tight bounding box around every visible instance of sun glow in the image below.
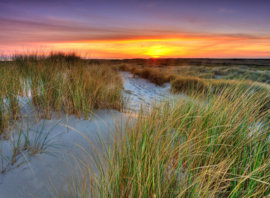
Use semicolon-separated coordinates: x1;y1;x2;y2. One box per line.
3;36;270;59
145;45;172;58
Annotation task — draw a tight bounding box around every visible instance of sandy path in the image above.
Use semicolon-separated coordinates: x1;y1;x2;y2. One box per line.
0;72;176;198
121;71;172;111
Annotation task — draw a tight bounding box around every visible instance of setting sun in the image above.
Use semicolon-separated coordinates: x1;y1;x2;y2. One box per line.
144;45;172;58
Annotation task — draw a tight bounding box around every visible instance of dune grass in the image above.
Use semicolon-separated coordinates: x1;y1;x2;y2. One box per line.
118;65;170;85
116;59;270;84
212;66;270;83
0;52;124;137
171;76;207;93
117;64;270;116
0;52;125;174
1;55;270;195
60;85;270;197
0;119;63;173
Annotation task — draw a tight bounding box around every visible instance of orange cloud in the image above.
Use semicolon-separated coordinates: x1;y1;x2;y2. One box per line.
31;34;269;58
1;23;270;58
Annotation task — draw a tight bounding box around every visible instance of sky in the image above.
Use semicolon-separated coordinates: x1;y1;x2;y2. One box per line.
1;0;270;58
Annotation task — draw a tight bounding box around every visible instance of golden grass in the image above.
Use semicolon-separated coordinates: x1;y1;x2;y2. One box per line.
60;86;270;197
171;76;207;93
118;66;169;85
0;52;125;138
117;61;270;84
117;64;270;116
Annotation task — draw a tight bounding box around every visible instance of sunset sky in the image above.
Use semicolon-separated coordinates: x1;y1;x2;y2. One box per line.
1;0;270;58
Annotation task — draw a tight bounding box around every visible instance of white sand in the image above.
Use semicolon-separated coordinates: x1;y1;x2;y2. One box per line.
121;71;172;111
0;72;177;198
0;110;125;198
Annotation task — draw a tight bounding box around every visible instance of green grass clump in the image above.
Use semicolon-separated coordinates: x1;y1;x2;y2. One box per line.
67;86;270;197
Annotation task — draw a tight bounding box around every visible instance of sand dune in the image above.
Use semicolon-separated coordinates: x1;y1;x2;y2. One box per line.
0;72;176;197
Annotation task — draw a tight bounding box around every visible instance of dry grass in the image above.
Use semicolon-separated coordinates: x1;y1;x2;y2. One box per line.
117;64;270;116
0;52;125;138
118;66;169;85
171;78;270;117
171;76;207;93
117;60;270;84
118;64;131;72
60;86;270;197
134;68;168;85
0;52;125;174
